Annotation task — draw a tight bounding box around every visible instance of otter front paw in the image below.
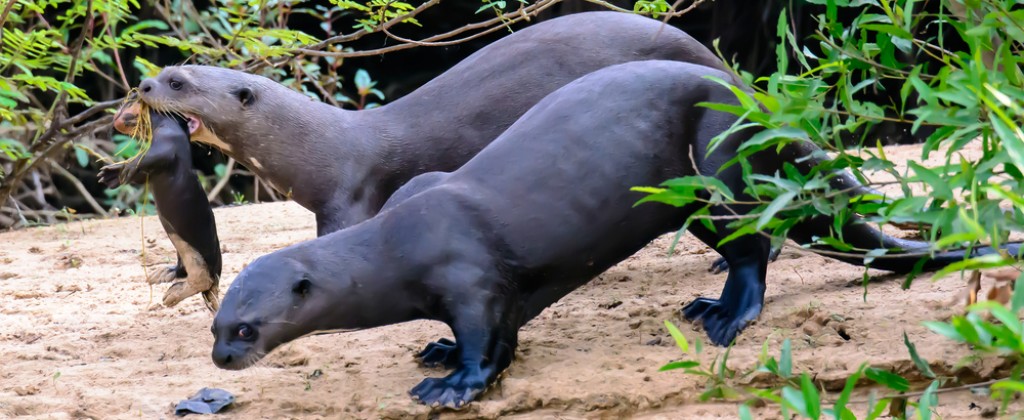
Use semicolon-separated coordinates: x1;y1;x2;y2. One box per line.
409;368;488;409
415;338;460;369
97;163;127;189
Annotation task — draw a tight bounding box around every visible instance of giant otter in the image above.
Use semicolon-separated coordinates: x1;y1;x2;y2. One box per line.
210;61;1019;408
99;109;221;310
133;11;871;236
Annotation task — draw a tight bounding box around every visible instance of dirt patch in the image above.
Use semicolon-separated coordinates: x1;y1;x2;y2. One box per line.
0;143;1018;418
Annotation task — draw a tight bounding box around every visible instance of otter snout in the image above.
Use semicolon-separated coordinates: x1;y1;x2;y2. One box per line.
139;78;156;94
211;341;251;370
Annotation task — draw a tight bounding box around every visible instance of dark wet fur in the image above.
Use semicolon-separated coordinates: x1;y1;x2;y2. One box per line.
98;110;221;310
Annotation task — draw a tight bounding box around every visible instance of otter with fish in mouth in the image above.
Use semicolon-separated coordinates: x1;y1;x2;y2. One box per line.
130;11;875;274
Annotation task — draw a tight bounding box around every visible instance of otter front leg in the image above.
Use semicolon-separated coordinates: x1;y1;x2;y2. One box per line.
409;284;519;408
684;221;771;346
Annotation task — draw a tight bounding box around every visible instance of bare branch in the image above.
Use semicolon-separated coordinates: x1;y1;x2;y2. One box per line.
49;162;108;217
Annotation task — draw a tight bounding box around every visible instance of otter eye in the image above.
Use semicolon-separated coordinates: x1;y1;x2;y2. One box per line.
233;87;255;107
293;278;312;298
169;79;183;90
236;324;255;340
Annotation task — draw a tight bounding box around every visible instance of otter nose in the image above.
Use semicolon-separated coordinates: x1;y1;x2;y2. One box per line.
139;79;155;94
211;345;234;368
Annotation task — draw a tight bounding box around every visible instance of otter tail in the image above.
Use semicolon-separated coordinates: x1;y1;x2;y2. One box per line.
787;214;1021;273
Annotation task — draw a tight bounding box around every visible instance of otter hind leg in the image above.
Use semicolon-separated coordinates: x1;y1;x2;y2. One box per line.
161;270;216;309
160;235;218;311
708;246;781;274
684;221;771;346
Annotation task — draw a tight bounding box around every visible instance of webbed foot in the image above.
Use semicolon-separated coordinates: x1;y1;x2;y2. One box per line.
415;338;460;369
409;367;487;409
682;297;762;346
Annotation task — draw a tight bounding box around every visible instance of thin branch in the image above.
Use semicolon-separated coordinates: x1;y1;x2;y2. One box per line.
303;0;441;51
0;0;18;51
293;0;559;58
65;98;122;127
49;162;108;217
206;157;235;202
102;13;131;90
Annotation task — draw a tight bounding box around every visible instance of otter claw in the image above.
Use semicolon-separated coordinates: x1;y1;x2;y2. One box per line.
147;265;179;284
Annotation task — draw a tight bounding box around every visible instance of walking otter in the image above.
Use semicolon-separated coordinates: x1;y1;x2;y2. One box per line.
210;61;1019;407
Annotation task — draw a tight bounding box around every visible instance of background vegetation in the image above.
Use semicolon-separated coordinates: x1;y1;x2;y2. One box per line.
638;0;1024;417
0;0;714;227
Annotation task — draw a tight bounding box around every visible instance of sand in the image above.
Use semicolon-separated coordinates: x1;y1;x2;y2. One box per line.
1;143;1020;419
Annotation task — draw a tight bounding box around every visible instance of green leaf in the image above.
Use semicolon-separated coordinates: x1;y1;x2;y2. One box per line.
1012;274;1024;313
659;360;700;371
738;404;753;420
800;373;821;419
907;161;953;201
903;332;935;378
916;380;939;420
923;320;964;342
864;367;910;392
757;191;797;230
354;68;373;91
74;146;89;168
991;380;1024;393
663;320;689;354
931;254;1013;281
833;364;866;420
739;126;807;153
780;339;792;379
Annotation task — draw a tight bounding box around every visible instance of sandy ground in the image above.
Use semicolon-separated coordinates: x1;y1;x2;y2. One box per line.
1;143;1021;419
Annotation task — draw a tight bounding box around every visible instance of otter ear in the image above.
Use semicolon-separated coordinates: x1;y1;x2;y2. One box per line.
292;278;312;298
233;87;255;107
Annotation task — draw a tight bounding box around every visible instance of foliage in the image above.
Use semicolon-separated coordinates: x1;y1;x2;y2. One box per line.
636;0;1024;279
662;287;1024;420
1;0;703;228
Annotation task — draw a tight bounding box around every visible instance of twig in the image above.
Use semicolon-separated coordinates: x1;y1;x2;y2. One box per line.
293;0;559;58
302;0;441;51
48;162;108;217
294;63;339;107
206;157;235;202
0;0;19;51
102;13;131;90
65;99;122;127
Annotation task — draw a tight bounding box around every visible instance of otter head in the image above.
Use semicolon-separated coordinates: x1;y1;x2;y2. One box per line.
136;65;278;153
211;252;335;370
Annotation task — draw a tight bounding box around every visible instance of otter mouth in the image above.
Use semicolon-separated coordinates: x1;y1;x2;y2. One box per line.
112;100;204;137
